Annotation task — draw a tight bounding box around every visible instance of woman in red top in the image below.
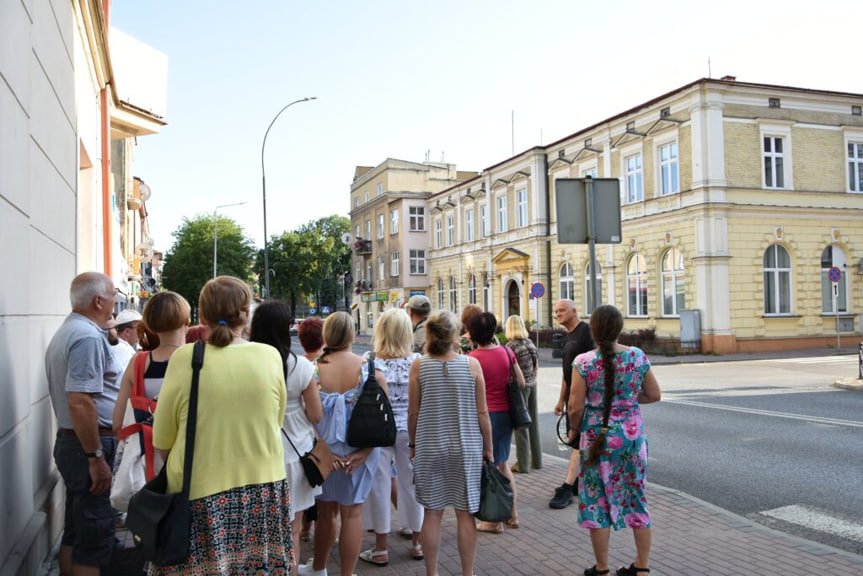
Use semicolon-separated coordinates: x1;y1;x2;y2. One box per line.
468;312;525;533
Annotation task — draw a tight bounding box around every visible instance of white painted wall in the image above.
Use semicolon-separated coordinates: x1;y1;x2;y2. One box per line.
0;1;88;573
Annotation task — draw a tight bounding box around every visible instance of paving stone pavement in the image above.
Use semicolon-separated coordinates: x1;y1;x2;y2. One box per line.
302;453;863;576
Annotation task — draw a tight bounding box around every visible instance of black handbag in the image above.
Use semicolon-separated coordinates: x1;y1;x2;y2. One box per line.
346;354;397;448
506;346;531;430
475;459;513;522
125;340;205;566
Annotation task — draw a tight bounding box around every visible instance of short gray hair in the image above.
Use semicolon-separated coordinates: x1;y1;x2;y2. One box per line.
70;272;112;309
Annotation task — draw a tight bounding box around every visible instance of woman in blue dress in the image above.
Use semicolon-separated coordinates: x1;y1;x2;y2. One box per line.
298;312;386;576
568;305;661;576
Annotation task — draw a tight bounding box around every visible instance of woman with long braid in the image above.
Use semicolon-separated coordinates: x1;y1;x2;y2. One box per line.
567;305;661;576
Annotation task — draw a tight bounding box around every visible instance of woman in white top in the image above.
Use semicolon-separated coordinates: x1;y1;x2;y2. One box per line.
250;300;323;568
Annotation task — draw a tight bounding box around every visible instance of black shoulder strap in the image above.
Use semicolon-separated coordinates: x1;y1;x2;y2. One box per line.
182;340;205;497
364;353;377;388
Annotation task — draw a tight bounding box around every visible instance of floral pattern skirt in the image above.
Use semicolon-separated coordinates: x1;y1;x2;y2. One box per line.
148;479;294;575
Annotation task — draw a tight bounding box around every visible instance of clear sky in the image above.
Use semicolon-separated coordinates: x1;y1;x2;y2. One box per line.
110;0;862;252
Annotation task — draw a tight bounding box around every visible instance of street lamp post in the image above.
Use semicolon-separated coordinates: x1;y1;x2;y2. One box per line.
261;96;317;299
213;202;246;278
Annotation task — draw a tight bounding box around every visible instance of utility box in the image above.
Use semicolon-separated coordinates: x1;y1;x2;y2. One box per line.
680;310;701;351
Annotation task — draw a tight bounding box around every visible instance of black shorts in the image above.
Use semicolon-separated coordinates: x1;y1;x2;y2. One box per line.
53;432;118;566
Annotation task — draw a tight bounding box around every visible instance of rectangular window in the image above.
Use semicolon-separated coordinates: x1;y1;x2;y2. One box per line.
354;198;359;208
582;167;597;178
390;209;399;234
378;256;385;281
497;195;508;233
659;142;679;195
434;219;442;248
764;136;786;188
516;189;528;228
391;252;399;277
365;220;371;240
355;225;360;240
366;262;372;284
364;191;369;203
409;249;426;275
446;214;454;246
377;183;383;196
377;214;384;239
409;206;425;231
465;208;474;242
480;205;489;237
848;142;863;193
625;154;643;203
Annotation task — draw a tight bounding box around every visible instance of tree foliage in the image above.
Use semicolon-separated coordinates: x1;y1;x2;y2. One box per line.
257;215;351;315
162;215;255;308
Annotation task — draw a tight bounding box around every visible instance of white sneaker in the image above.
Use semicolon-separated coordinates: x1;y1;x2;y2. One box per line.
296;559;326;576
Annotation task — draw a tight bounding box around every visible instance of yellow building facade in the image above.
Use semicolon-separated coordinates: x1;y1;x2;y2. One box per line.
423;78;863;353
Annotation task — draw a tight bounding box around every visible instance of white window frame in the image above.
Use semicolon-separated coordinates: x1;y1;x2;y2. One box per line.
449;277;457;312
658;140;680;196
624;152;643;204
437;278;445;309
661;248;685;317
355;263;361;286
377;183;383;196
479;204;489;237
446;214;454;246
354;197;359;209
516;188;528;228
626;253;648;317
355;225;360;240
366;261;372;284
434;218;442;248
497;194;508;233
581;165;598;178
468;274;477;304
763;244;792;316
364;191;369;203
377;214;384;239
821;245;848;315
758;121;793;190
844;128;863;193
390;209;399;234
559;262;574;301
464;208;474;242
409;206;425;231
365;220;371;240
409;249;426;275
378;256;385;281
391;252;400;277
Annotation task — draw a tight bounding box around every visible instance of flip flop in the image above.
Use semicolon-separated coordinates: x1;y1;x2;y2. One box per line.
506;517;520;529
477;521;504;534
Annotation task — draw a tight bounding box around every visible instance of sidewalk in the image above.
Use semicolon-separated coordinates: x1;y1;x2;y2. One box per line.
316;453;863;575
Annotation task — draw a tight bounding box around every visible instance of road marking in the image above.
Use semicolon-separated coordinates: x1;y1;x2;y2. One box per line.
662;398;863;428
766;356;855;364
760;505;863;543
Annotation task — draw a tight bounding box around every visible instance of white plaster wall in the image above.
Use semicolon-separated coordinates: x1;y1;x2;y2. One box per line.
0;0;79;572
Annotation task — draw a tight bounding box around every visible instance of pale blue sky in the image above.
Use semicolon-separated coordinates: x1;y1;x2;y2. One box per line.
111;0;862;252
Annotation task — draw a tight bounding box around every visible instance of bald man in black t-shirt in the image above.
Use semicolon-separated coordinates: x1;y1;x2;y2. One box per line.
549;299;594;509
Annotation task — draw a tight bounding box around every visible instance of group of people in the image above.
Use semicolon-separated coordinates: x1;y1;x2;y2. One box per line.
47;271;659;576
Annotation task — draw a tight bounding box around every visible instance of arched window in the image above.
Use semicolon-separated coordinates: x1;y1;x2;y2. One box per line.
437;278;444;310
449;277;458;312
661;248;685;316
763;244;791;315
583;262;602;309
559;262;574;301
821;245;848;314
468;274;477;305
626;254;648;317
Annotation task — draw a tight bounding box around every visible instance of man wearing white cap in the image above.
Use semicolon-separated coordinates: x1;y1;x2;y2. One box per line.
109;309;142;369
405;295;431;354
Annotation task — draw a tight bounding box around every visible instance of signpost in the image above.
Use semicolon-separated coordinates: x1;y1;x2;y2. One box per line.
829;266;842;351
530;283;545;349
555;177;622;313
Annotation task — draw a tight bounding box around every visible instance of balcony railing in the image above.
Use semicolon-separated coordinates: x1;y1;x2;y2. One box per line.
353;239;372;255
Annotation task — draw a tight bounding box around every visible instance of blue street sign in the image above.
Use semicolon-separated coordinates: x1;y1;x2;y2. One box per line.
322;306;330;314
828;266;841;283
530;282;545;298
309;307;316;315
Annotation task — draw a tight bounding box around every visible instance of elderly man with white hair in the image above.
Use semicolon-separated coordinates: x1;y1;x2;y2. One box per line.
46;272;123;576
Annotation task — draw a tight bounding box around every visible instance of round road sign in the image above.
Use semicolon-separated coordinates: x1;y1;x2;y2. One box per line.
828;266;842;283
530;282;545;299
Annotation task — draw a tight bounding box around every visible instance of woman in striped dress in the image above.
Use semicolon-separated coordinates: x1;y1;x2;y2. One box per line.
408;310;493;576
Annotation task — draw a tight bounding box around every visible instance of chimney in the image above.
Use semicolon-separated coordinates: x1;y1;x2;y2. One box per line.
720;75;737;82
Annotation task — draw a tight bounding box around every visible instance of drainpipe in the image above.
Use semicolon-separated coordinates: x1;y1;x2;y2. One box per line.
100;0;112;276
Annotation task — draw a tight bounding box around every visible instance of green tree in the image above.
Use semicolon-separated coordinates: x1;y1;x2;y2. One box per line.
162;215;255;310
258;215;351;315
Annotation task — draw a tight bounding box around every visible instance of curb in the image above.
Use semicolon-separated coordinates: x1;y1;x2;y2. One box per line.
832;377;863;391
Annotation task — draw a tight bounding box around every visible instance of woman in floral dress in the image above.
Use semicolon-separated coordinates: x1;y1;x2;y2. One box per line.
568;305;661;576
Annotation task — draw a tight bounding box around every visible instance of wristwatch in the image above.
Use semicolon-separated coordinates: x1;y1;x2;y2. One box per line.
85;449;104;460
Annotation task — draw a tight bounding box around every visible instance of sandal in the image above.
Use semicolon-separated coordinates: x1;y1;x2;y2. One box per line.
477;521;504;534
410;544;424;560
584;567;610;576
616;564;649;576
358;548;389;566
505;517;520;529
